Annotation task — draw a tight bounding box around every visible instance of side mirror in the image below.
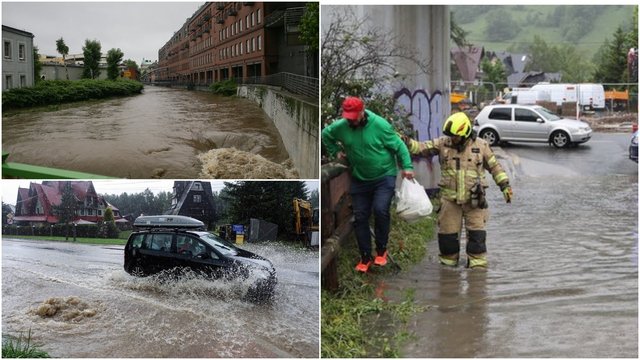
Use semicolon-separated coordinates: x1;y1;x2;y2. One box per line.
537;118;544;123
196;253;210;260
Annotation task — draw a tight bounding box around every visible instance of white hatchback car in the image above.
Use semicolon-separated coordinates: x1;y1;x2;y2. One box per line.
473;104;592;148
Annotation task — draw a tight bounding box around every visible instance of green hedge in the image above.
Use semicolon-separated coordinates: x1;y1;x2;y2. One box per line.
2;79;144;110
209;79;237;96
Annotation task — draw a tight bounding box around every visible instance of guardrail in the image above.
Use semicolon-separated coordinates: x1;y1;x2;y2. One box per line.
2;152;115;179
320;162;354;291
240;72;319;100
146;72;319;100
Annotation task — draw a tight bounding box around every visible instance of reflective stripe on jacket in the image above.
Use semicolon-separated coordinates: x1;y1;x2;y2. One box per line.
407;135;509;204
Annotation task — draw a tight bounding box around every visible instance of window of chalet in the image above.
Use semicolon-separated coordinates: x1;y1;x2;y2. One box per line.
193;195;202;203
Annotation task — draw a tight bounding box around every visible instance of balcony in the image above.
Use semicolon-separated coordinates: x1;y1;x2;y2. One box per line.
216;17;225;24
228;8;238;16
216;3;225;10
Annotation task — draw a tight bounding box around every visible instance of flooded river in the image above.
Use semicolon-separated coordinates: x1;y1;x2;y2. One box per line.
2;239;319;357
387;133;638;357
2;86;291;178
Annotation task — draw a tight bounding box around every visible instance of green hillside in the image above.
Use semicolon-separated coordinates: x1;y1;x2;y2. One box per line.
452;5;636;59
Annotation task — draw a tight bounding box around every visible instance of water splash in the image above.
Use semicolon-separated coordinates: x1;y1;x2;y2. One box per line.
198;148;299;179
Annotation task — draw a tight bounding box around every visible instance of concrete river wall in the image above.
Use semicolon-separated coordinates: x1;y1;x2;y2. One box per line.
238;85;319;179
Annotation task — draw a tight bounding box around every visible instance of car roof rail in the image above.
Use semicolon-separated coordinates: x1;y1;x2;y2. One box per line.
133;215;205;230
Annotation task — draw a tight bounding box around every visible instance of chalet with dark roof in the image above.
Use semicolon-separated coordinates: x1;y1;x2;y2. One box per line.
165;181;216;230
13;181;122;225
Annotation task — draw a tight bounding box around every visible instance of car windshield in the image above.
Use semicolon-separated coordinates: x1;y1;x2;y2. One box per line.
535;106;561;121
198;232;239;256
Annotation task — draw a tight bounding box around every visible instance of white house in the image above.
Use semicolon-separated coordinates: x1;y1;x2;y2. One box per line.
2;25;35;90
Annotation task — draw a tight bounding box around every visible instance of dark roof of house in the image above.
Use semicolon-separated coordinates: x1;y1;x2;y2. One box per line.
451;46;485;82
2;25;34;38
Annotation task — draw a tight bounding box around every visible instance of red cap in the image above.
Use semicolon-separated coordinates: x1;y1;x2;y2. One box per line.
342;97;364;121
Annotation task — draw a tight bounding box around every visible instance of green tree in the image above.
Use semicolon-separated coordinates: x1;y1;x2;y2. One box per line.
481;57;506;91
222;181;308;237
2;202;14;226
106;48;124;80
450;12;469;49
33;46;42;84
101;207;119;238
53;183;78;241
56;37;70;80
593;27;629;83
82;39;102;79
123;59;139;80
299;2;319;52
485;9;520;42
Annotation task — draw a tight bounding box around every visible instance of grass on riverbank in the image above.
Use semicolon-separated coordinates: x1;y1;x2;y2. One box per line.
321;211;436;358
2;79;144;111
3;234;127;246
2;330;50;358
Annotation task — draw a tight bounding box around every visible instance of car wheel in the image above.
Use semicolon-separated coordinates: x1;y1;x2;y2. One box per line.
551;131;570;148
131;264;146;277
480;129;499;146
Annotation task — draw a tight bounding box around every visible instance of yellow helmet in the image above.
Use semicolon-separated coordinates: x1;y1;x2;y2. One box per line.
443;112;472;138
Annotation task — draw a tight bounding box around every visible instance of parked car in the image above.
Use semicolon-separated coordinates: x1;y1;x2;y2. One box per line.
124;215;277;301
473;104;592;148
630;130;638;162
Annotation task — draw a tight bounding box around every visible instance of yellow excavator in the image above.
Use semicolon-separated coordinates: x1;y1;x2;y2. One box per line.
292;198;319;247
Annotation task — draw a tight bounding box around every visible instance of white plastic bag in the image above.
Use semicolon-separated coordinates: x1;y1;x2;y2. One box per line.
395;178;433;223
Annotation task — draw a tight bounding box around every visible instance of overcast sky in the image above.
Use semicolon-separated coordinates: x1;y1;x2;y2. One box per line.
2;2;203;64
2;180;319;206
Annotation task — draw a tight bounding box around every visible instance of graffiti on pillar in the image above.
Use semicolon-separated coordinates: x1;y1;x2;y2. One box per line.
393;87;446;189
393;88;445;142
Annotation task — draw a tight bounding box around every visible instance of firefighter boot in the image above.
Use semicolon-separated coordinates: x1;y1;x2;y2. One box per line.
438;233;460;266
466;230;488;268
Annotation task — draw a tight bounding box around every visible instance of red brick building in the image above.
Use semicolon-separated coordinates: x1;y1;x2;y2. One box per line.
155;2;312;85
13;181;123;225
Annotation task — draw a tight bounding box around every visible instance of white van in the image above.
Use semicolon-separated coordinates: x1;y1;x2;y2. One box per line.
502;89;550;105
531;83;605;111
576;84;605;111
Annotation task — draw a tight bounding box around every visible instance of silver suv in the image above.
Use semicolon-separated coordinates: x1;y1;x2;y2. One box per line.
473;104;592;148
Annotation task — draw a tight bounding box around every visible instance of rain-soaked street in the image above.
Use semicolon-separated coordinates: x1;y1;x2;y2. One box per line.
387;132;638;357
2;239;319;357
2;86;290;178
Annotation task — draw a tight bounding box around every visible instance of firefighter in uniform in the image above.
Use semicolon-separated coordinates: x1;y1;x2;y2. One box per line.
404;112;512;268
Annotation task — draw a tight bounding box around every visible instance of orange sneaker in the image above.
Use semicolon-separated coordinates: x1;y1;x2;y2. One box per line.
355;260;373;273
374;250;388;266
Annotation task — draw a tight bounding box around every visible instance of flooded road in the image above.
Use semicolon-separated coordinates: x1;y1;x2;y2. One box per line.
2;239;319;357
388;133;638;357
2;86;290;178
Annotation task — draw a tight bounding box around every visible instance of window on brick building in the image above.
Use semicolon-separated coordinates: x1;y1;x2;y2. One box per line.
257;9;261;23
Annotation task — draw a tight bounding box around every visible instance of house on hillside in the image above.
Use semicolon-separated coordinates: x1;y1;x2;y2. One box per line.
13;181;123;226
165;181;216;229
485;50;561;88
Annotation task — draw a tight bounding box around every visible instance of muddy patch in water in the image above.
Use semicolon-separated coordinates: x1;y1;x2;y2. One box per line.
31;296;101;322
198;148;299;179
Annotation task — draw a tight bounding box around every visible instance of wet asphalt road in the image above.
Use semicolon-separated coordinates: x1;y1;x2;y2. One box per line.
387;132;638;357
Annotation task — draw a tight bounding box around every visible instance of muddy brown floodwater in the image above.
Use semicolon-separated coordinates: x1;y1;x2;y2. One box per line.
2;86;291;178
2;239;319;357
384;133;638;357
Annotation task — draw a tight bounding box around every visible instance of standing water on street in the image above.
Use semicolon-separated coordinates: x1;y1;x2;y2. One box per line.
2;86;293;178
385;133;638;357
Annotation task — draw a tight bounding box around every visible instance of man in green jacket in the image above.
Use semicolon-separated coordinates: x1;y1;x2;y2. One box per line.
322;96;414;272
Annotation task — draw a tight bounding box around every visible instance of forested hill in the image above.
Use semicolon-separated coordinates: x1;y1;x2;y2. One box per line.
452;5;636;58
